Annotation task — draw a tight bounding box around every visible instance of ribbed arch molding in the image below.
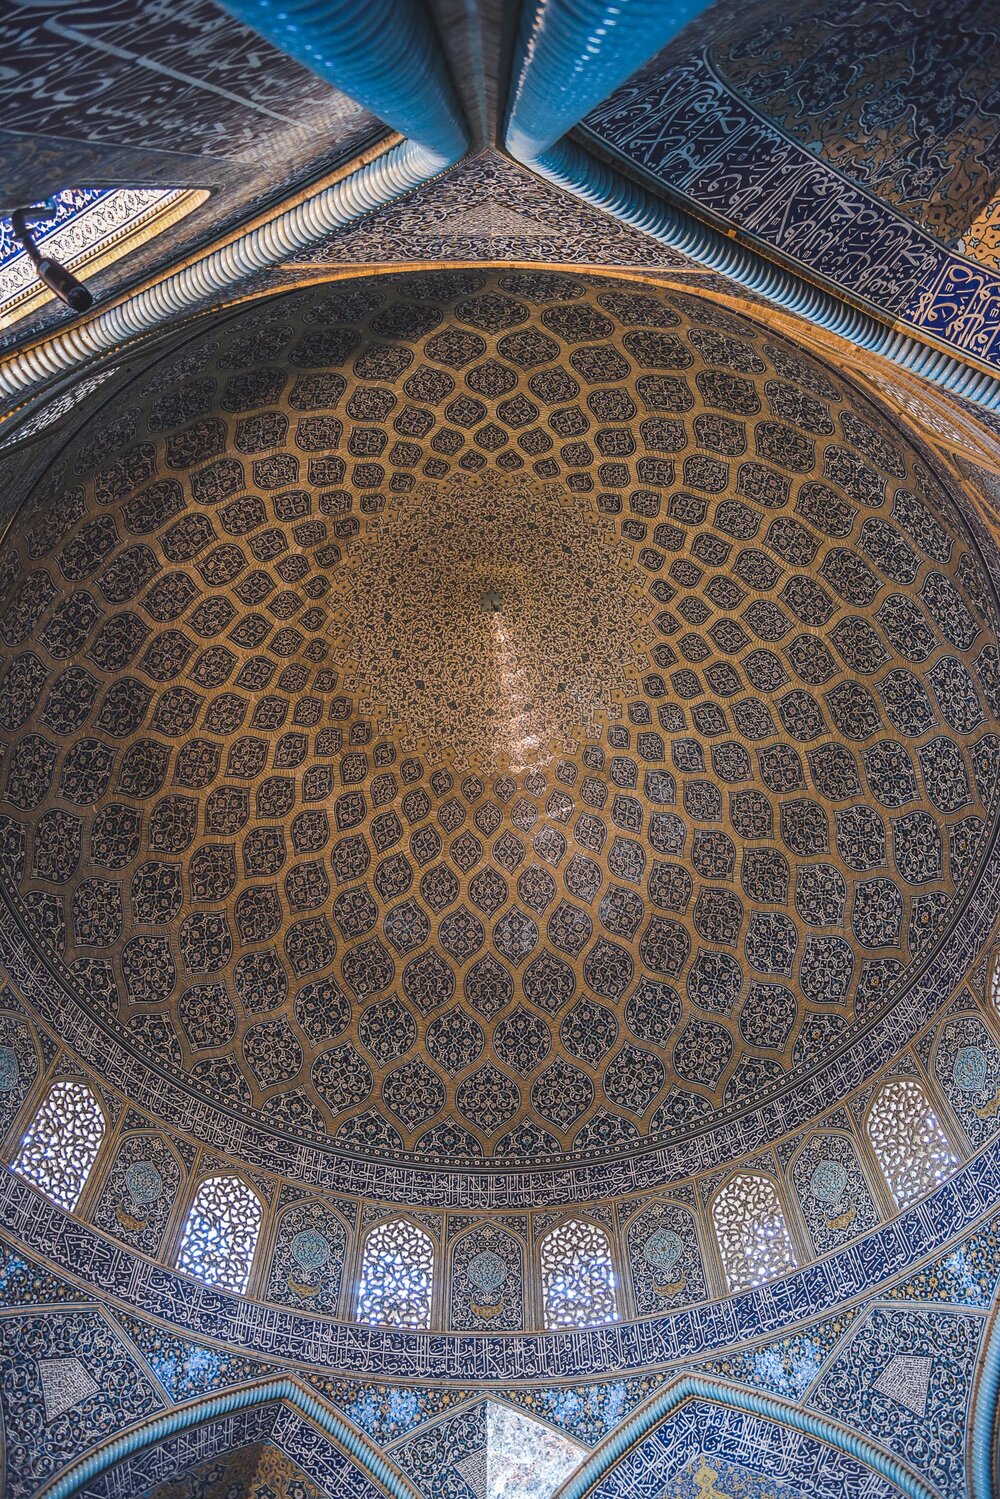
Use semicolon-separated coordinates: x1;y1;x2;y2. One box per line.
39;1378;420;1499
499;2;1000;414
0;142;451;406
532;140;1000;413
971;1286;1000;1499
550;1377;929;1499
504;0;711;162
216;0;467;162
0;0;470;409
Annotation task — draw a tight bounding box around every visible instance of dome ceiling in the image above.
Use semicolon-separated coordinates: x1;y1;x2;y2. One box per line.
330;470;657;768
1;269;997;1171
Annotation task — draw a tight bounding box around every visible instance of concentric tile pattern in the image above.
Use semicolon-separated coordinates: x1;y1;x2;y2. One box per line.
330;471;658;767
1;270;998;1167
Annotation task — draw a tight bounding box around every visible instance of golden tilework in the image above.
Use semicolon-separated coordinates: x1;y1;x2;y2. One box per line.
329;472;656;769
0;269;997;1169
147;1441;324;1499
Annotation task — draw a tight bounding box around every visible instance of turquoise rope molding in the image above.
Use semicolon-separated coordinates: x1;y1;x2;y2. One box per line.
38;1377;423;1499
501;1;1000;415
550;1375;934;1499
531;138;1000;414
35;1371;935;1499
0;0;469;409
216;0;468;164
504;0;711;163
970;1295;1000;1499
0;138;449;406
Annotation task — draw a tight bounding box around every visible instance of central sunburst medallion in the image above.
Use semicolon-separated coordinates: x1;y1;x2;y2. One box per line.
327;474;659;770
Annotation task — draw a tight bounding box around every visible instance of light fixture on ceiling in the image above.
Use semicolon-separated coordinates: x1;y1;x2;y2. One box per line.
480;586;503;612
5;202;93;313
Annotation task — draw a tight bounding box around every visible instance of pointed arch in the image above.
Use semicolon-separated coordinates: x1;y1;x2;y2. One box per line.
448;1220;526;1330
971;1286;1000;1499
89;1127;185;1256
929;1008;1000;1152
37;1377;422;1499
549;1375;934;1499
538;1216;618;1329
176;1174;263;1293
622;1197;708;1313
265;1195;352;1314
356;1217;435;1328
0;1008;42;1149
12;1077;105;1210
710;1171;796;1293
786;1127;883;1256
865;1076;959;1209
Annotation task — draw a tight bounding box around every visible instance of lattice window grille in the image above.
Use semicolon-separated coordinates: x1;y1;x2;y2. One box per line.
176;1175;262;1293
13;1079;104;1210
866;1078;958;1209
357;1219;435;1328
712;1174;796;1293
539;1218;619;1329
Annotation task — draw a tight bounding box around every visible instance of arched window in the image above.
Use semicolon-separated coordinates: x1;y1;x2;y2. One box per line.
176;1176;262;1294
539;1218;618;1329
712;1174;796;1293
866;1078;958;1209
357;1219;435;1328
13;1079;104;1210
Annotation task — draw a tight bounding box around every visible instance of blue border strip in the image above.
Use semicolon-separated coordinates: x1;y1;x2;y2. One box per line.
41;1378;421;1499
40;1374;935;1499
3;1144;1000;1383
500;0;1000;414
532;137;1000;413
1;0;469;407
971;1300;1000;1499
0;138;452;406
551;1376;933;1499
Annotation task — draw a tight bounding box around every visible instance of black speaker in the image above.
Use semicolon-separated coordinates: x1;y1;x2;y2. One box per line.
10;208;94;312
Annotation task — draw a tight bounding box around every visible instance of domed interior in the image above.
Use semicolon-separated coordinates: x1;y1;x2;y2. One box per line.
4;6;1000;1486
2;272;997;1180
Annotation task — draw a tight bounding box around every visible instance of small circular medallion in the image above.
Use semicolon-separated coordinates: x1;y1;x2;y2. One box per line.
809;1159;849;1203
290;1228;331;1271
0;1046;19;1093
953;1044;989;1092
643;1227;684;1272
467;1248;508;1294
124;1160;163;1205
